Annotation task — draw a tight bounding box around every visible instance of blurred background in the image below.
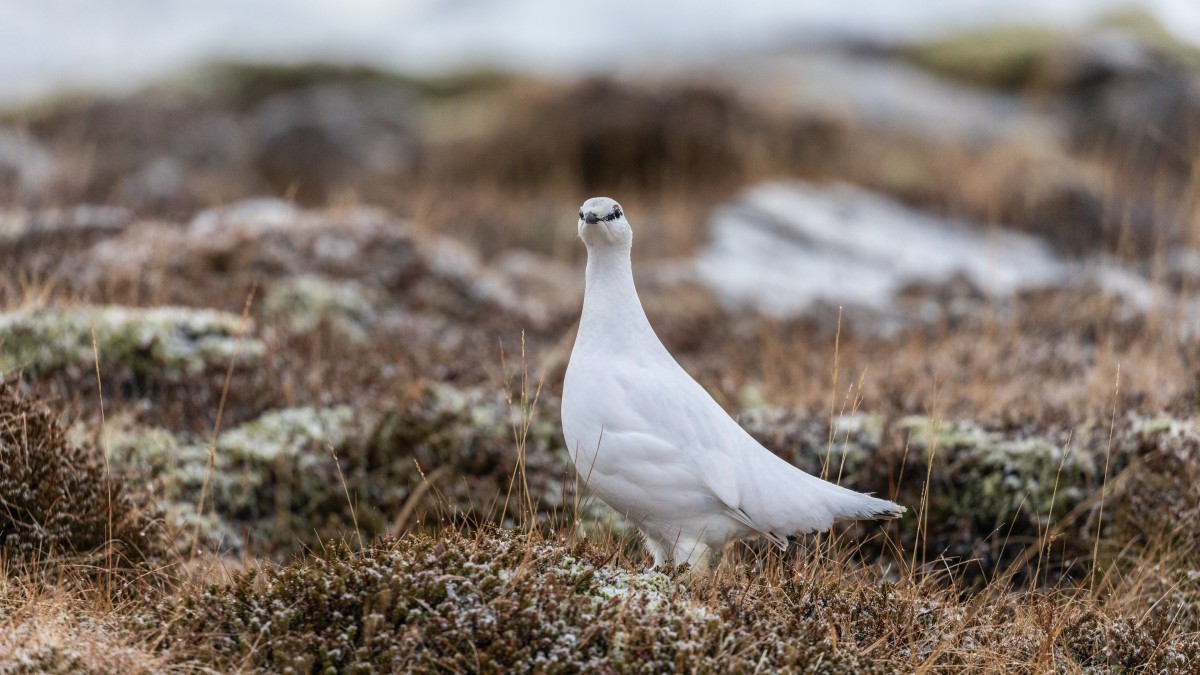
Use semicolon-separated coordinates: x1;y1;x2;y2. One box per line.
3;0;1200;577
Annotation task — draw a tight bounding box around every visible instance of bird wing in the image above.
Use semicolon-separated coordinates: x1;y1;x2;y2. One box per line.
620;357;902;540
594;359;795;546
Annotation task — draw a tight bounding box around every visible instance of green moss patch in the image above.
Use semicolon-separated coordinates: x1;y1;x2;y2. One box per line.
0;305;263;379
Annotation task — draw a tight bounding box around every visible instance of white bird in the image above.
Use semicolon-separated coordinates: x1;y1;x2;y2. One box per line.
562;197;905;568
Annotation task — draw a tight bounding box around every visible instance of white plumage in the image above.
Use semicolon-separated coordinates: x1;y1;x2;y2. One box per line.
562;197;905;567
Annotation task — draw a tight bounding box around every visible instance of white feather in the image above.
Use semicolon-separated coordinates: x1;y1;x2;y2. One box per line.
562;197;904;567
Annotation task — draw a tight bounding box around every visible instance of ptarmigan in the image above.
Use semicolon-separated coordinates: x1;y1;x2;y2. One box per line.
562;197;905;568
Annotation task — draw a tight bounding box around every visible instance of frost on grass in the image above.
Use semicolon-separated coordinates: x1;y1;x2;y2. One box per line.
166;527;1200;673
167;529;845;673
263;274;381;344
0;305;263;378
0;596;171;675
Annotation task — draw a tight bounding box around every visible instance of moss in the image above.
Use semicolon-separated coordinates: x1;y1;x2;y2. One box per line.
900;26;1067;90
0;305;263;379
900;416;1094;529
0;382;161;566
104;385;573;554
263;274;381;344
901;14;1200;91
368;384;572;522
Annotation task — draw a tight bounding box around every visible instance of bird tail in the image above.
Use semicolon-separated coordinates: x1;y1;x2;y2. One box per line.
740;450;906;537
823;480;906;522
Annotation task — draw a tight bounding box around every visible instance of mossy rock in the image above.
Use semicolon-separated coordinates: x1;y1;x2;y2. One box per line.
109;405;376;554
0;382;162;567
107;385;573;555
902;14;1200;91
896;416;1099;574
263;274;381;344
899;416;1095;530
0;305;264;379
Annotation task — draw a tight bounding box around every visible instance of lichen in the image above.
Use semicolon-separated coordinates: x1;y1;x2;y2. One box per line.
99;385;575;555
0;305;263;378
263;274;381;344
898;416;1094;527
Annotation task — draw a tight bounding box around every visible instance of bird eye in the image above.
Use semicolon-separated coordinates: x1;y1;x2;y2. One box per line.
578;211;584;218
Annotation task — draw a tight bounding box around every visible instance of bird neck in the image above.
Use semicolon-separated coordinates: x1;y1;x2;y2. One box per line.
578;246;661;353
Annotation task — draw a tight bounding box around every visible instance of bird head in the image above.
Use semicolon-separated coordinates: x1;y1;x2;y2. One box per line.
578;197;632;251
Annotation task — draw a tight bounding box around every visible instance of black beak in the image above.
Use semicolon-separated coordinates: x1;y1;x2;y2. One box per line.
583;212;600;224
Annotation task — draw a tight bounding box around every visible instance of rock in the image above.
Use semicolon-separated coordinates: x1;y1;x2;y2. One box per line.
83;200;423;296
737;407;881;482
76;201;577;334
411;238;577;328
370;383;572;520
106;405;374;553
0;305;263;379
694;181;1182;329
103;384;572;554
11;68;424;211
727;48;1051;144
730;402;1199;582
695;182;1067;321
